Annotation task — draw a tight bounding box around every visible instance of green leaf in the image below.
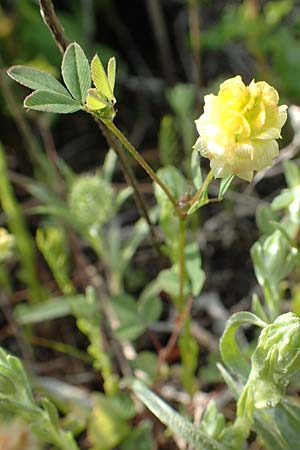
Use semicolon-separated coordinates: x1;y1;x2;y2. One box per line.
191;149;202;189
217;363;240;399
102;148;118;182
187;190;208;215
111;295;145;341
131;352;158;382
218;174;234;199
185;242;205;296
120;218;149;271
271;190;294;210
121;421;153;450
251;230;297;287
91;54;114;100
283;160;300;189
158;267;189;298
61;42;91;103
256;205;278;234
24;90;81;113
158;115;180;167
14;295;86;324
88;394;130;450
138;296;162;326
107;57;116;92
130;379;223;450
154;166;187;213
198;400;226;442
254;399;300;450
220;311;267;380
7;65;68;95
251;293;269;323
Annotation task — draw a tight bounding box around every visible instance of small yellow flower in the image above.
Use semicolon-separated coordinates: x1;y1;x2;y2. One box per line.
194;76;288;181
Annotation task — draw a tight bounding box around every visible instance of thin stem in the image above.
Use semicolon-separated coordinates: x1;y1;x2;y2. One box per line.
178;217;187;311
39;0;69;53
39;0;160;253
95;117;160;253
189;169;214;208
105;120;178;208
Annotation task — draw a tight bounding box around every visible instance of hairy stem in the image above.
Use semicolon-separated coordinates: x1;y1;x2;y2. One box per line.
95;118;160;251
105;120;178;208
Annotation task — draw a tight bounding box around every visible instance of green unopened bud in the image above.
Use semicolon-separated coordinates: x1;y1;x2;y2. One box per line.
85;55;117;122
69;175;115;232
236;312;300;436
251;312;300;408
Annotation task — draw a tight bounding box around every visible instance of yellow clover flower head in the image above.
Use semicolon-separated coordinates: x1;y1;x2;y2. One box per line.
193;76;288;181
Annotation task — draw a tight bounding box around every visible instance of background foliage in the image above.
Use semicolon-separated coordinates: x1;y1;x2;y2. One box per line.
1;1;300;449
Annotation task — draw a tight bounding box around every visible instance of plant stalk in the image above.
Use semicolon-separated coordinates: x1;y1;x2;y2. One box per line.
105;120;178;208
178;217;187;311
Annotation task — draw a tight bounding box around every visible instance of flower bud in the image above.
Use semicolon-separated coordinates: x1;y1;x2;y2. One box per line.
248;313;300;410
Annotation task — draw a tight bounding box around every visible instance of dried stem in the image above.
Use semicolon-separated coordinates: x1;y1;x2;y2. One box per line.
39;0;69;53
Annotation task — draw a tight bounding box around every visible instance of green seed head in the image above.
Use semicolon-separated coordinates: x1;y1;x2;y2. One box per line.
69;175;115;231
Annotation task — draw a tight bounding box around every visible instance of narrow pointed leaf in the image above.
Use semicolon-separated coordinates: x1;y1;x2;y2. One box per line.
24;90;81;113
62;42;91;103
219;174;235;199
130;379;223;449
107;57;116;92
91;54;113;100
14;295;86;324
191;149;202;189
7;65;68;95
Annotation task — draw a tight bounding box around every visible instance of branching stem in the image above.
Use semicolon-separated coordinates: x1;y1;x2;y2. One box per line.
105;120;178;208
189;169;214;208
